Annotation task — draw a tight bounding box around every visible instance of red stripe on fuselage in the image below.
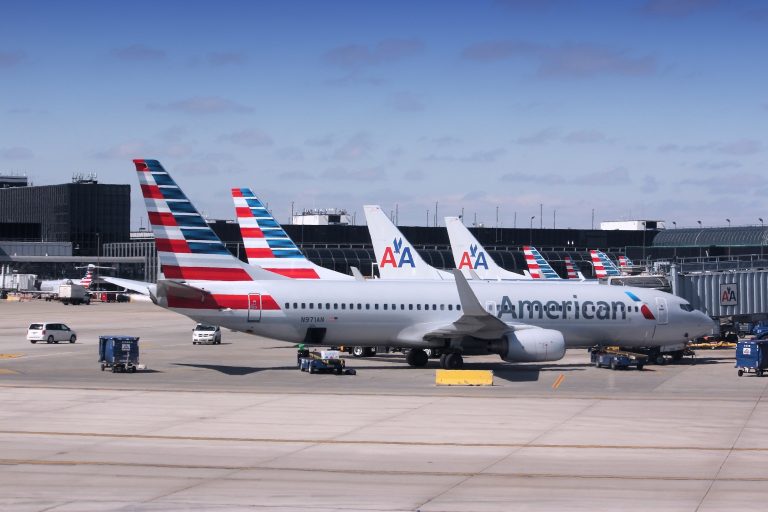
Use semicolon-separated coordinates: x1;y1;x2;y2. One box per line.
240;227;264;238
148;211;177;227
167;293;280;310
246;248;274;258
266;268;320;279
156;238;191;253
141;184;163;199
161;266;252;281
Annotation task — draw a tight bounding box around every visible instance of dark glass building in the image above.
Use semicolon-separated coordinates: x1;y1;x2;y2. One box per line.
0;182;130;256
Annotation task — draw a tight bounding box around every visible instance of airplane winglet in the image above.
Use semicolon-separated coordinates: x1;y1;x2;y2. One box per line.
451;269;487;317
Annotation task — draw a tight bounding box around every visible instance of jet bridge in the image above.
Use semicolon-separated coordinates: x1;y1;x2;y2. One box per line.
670;265;768;319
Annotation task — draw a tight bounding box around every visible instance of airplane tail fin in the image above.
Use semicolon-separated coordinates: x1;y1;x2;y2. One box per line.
232;187;328;279
564;256;579;280
364;205;451;280
523;246;561;279
134;159;284;282
80;269;93;289
444;217;526;280
590;250;621;278
618;255;634;268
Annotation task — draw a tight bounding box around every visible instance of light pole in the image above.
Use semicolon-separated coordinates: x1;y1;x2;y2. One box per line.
672;221;677;229
697;220;702;228
760;218;764;227
529;216;535;245
726;218;731;228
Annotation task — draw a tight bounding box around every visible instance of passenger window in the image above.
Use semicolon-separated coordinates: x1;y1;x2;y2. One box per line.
366;304;370;310
326;303;331;309
341;304;346;310
383;304;388;310
440;304;445;310
457;305;461;311
375;304;379;310
448;304;453;311
357;304;362;310
334;303;338;309
301;303;305;309
401;304;405;310
293;302;298;309
432;304;437;311
409;304;413;310
284;303;290;309
318;303;323;309
417;304;421;310
309;303;314;309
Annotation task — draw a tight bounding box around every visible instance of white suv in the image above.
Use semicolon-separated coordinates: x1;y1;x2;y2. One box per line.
192;324;221;345
27;323;77;344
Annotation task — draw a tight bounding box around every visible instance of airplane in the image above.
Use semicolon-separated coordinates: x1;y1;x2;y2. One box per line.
590;250;622;278
365;205;453;280
444;216;529;280
36;264;102;292
136;158;715;370
619;255;634;269
232;188;352;280
523;246;562;280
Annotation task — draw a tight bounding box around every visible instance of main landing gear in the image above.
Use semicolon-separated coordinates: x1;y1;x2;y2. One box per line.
405;349;464;369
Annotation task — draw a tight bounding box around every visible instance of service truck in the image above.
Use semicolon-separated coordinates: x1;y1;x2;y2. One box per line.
58;283;90;305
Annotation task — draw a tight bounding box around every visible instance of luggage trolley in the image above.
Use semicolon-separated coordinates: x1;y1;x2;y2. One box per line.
735;340;768;377
99;336;140;373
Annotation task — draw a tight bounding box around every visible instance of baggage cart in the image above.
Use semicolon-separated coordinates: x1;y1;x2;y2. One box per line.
735;340;768;377
99;336;140;373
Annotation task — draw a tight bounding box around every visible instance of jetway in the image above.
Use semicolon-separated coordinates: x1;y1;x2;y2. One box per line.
671;265;768;319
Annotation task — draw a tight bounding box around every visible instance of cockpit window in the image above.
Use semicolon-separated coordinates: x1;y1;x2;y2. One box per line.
679;304;693;312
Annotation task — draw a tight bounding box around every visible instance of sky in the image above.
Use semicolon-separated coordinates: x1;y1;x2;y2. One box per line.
1;0;767;230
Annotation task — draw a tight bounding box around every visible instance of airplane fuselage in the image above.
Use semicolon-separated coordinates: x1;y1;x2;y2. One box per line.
158;279;713;349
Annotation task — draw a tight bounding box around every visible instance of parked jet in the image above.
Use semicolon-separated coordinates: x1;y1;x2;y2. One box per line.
564;256;582;280
136;159;714;370
37;265;97;292
444;216;528;280
365;205;453;280
590;250;622;278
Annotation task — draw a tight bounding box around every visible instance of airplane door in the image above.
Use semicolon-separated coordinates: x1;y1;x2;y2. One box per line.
655;298;668;325
485;301;496;315
247;293;262;322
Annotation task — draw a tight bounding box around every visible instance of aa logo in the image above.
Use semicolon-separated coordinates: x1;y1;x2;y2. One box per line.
380;237;415;267
720;285;737;306
458;244;488;269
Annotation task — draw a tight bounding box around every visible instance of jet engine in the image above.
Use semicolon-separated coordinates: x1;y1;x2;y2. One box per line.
497;328;566;363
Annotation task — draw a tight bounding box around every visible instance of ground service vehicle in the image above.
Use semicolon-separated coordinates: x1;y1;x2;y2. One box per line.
193;324;221;344
58;283;90;305
27;323;77;344
736;340;768;377
99;336;140;373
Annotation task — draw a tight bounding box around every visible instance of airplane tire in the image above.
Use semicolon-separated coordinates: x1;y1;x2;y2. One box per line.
406;349;428;367
352;346;365;358
443;352;463;370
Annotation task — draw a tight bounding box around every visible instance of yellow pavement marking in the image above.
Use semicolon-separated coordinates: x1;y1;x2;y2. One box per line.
435;369;493;386
552;374;565;390
0;369;20;375
0;354;23;359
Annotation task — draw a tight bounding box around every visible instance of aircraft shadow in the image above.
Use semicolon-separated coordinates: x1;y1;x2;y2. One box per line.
174;363;269;375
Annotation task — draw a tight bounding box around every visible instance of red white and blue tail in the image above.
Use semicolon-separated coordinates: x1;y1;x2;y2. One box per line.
232;188;351;280
79;268;93;289
523;246;561;279
618;255;634;268
564;256;579;280
590;250;621;278
134;159;280;282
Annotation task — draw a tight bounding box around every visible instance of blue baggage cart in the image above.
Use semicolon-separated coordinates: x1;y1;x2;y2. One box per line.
735;340;768;377
99;336;140;373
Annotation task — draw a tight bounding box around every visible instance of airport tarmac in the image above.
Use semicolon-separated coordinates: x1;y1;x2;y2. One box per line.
1;300;768;511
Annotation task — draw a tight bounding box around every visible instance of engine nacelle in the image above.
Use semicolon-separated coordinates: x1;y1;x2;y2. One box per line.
500;329;566;363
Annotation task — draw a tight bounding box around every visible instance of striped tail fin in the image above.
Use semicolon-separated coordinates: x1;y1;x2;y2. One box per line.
523;246;561;279
79;269;93;289
564;256;579;280
232;188;351;280
590;250;621;278
134;159;281;282
618;255;634;268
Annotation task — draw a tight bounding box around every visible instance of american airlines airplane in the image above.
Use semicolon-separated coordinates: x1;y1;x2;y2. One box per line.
523;246;562;280
136;159;714;370
564;256;581;280
444;216;528;280
37;265;95;292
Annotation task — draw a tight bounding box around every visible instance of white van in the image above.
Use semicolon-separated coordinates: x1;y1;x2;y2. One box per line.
27;323;77;344
192;324;221;345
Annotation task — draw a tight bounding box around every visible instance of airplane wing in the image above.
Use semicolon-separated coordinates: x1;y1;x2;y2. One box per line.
403;270;537;343
100;277;156;296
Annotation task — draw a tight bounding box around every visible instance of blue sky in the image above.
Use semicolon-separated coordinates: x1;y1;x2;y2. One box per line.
1;0;767;229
